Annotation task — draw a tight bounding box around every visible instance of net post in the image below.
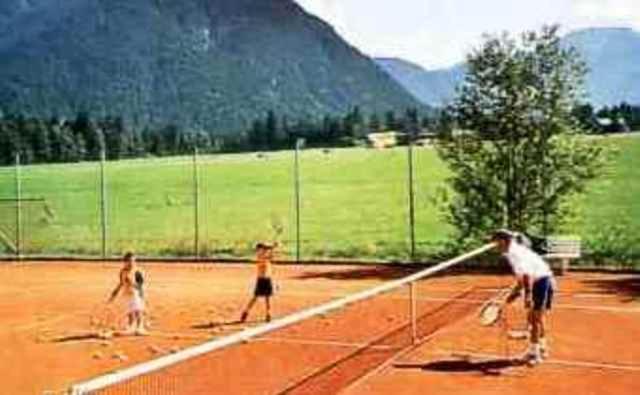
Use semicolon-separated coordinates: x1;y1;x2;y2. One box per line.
193;146;200;258
410;281;417;345
100;148;108;260
14;152;21;260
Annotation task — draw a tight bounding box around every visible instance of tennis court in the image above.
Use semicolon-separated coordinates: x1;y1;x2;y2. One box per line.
1;250;638;394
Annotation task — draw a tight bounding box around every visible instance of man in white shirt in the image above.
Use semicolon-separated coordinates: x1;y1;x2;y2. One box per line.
492;229;554;365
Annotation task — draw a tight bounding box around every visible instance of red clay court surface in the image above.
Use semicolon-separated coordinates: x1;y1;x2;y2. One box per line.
0;261;638;394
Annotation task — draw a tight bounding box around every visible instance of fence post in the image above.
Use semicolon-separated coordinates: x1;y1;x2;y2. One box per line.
294;139;304;264
14;153;21;259
407;138;417;261
100;149;108;260
193;147;200;258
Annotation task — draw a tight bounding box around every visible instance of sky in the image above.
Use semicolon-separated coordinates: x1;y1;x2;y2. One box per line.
294;0;640;70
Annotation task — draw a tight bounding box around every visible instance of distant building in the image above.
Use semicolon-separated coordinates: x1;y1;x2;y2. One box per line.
367;132;399;149
596;117;630;133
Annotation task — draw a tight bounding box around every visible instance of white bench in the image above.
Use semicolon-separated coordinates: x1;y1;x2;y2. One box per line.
544;236;581;275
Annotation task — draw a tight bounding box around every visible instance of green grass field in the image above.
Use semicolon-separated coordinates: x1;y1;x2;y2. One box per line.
0;134;638;264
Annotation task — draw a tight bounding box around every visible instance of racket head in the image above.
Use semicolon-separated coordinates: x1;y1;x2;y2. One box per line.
479;302;502;326
270;214;284;238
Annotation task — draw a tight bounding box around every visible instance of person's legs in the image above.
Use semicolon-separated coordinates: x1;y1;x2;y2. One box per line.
265;297;271;322
539;311;548;357
540;282;553;357
530;310;542;343
241;297;257;322
527;277;552;364
131;311;145;334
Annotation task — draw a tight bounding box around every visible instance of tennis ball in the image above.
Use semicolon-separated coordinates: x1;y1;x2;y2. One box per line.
148;345;163;355
112;351;128;362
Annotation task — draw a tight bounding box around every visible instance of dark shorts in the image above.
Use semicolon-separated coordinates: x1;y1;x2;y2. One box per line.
532;276;554;311
254;277;273;297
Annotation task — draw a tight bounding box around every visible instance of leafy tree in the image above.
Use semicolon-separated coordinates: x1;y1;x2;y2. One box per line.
572;103;599;132
436;26;607;242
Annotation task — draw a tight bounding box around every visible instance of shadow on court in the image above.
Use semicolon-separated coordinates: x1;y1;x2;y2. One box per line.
395;358;524;375
191;319;262;330
294;266;423;281
581;276;640;302
294;265;512;282
49;332;106;343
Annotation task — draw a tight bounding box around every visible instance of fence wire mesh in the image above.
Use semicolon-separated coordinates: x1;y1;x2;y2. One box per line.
0;135;638;265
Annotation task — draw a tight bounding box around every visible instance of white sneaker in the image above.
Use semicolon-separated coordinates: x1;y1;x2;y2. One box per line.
540;339;549;359
540;346;549;359
121;326;136;336
522;351;543;366
135;327;149;336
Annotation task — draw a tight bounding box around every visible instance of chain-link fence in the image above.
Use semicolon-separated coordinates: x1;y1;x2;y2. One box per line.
1;135;638;265
0;142;453;261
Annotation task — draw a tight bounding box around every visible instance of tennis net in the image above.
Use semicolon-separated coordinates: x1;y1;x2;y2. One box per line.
69;243;497;395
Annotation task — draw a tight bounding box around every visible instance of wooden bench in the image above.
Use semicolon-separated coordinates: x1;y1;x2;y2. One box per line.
544;236;581;275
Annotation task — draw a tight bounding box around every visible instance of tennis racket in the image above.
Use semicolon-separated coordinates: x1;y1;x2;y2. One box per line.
270;214;284;247
479;287;512;326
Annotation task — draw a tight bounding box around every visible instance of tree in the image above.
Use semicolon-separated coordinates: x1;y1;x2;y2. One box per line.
0;114;20;165
385;110;398;131
368;113;382;134
436;26;607;242
265;110;278;149
249;119;266;150
25;118;51;163
403;108;420;137
572;103;599;132
72;112;103;160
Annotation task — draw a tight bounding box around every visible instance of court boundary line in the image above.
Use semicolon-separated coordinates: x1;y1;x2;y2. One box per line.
3;290;636;337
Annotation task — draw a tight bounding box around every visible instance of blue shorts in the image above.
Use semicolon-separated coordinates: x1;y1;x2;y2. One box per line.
532;276;554;311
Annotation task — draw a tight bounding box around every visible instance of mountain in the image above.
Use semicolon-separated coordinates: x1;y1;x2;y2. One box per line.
375;58;464;107
0;0;419;133
563;27;640;107
376;27;640;108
